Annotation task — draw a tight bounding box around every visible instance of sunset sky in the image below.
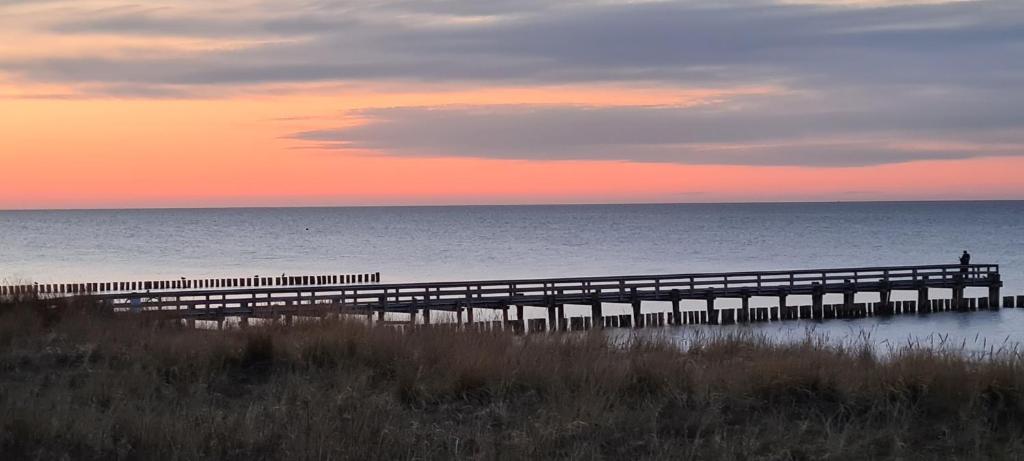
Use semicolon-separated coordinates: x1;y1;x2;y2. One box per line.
1;0;1022;209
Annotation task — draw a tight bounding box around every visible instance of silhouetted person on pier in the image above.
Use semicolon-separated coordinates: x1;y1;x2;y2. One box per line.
959;250;971;275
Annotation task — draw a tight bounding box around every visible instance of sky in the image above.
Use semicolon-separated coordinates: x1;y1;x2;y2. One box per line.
1;0;1022;209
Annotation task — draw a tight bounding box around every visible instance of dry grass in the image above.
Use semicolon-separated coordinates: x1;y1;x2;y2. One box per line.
2;296;1024;460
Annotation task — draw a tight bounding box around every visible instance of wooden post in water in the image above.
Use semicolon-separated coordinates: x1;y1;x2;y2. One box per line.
989;273;1002;310
918;282;930;314
556;289;566;331
739;290;750;323
546;296;556;331
630;287;642;328
591;292;603;329
878;279;892;316
671;289;682;326
843;279;854;315
705;291;718;325
776;291;787;322
811;284;823;320
953;274;966;311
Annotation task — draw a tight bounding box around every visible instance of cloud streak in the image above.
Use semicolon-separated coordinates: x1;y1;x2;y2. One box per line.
293;96;1024;166
1;0;1022;167
5;0;1021;89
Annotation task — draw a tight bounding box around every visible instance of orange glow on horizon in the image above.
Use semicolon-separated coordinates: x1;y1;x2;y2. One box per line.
1;61;1021;209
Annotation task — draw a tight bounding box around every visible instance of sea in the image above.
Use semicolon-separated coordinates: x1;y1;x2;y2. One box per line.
2;201;1023;354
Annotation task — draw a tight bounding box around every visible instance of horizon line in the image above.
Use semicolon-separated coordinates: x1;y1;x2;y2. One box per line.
3;198;1023;213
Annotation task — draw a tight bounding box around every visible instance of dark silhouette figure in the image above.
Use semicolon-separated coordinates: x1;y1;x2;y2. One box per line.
959;250;971;275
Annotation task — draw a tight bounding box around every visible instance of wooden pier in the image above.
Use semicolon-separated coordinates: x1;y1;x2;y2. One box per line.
18;263;1013;332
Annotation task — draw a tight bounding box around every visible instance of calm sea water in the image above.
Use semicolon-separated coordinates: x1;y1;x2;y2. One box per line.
2;201;1023;351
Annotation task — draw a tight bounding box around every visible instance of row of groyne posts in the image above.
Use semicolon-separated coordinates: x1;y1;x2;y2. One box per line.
0;272;381;296
19;263;1020;334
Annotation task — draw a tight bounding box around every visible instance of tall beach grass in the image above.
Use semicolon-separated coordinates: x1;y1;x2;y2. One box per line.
2;295;1024;459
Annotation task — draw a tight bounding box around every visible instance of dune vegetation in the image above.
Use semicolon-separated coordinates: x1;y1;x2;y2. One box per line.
2;295;1024;460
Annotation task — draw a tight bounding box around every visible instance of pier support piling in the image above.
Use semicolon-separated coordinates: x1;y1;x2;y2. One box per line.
547;298;557;331
953;275;967;311
671;289;682;326
918;284;930;314
989;273;1002;309
740;292;750;323
706;292;718;325
811;284;823;321
878;280;892;316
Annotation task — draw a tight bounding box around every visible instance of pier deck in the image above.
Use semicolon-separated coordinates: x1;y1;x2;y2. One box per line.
14;263;1008;329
